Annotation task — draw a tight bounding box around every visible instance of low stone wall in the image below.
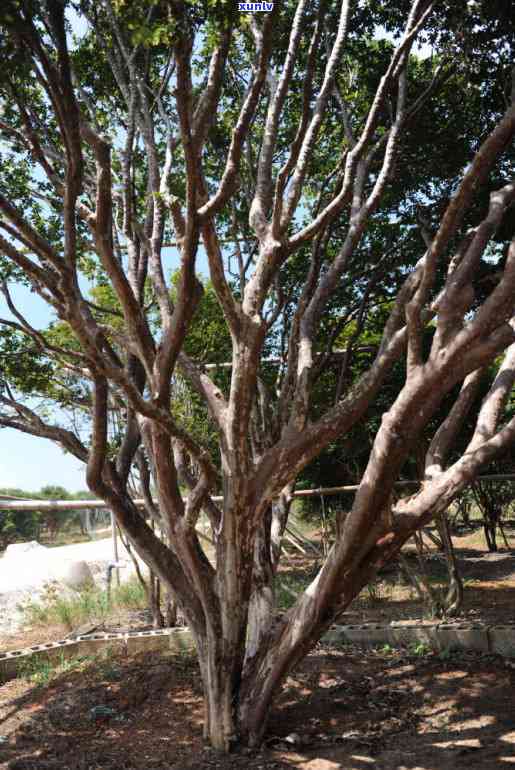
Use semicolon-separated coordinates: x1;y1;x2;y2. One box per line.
1;622;514;683
0;628;195;682
322;622;515;656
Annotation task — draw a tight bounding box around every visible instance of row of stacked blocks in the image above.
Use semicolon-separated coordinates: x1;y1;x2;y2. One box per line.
1;623;515;682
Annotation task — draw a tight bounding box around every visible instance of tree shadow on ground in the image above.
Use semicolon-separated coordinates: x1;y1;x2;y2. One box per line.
269;645;515;769
0;646;514;770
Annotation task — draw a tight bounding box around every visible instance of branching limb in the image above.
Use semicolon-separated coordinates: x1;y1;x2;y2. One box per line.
277;0;352;233
250;0;310;237
198;8;279;220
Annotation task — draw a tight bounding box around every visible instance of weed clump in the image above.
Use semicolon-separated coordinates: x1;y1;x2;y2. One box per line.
20;577;147;631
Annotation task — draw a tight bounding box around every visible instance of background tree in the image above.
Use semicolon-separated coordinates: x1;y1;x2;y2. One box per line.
0;0;514;751
0;488;41;549
0;485;96;546
37;484;72;540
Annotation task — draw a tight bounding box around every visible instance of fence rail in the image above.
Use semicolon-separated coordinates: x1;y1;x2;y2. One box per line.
2;473;515;510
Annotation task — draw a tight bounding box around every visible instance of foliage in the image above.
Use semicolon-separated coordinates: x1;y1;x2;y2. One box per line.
17;650;100;687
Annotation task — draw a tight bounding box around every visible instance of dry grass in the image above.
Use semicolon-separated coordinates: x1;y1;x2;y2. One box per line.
19;577;148;632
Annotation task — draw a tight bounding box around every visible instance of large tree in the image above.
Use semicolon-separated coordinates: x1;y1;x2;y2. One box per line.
0;0;514;750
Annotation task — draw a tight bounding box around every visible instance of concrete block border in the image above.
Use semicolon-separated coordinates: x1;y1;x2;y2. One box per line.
2;621;515;683
388;621;439;648
321;622;515;657
489;625;515;657
0;627;195;683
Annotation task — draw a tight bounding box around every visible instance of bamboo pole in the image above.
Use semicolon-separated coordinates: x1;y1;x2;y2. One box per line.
2;473;515;511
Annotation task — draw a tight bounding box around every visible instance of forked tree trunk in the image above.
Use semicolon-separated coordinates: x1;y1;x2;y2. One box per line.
196;540;384;748
192;613;271;748
191;497;298;750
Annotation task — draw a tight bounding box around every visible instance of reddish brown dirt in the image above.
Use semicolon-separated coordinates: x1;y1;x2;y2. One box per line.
1;645;514;769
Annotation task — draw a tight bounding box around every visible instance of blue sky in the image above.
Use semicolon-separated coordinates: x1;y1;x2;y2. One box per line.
0;283;89;491
0;429;87;492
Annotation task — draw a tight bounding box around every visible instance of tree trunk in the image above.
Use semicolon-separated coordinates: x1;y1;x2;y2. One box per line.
437;512;463;617
149;572;165;628
165;594;178;627
237;642;293;748
484;516;498;552
246;526;275;661
246;487;293;660
198;637;240;752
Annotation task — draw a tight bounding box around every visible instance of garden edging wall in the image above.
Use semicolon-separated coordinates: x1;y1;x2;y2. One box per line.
1;622;514;683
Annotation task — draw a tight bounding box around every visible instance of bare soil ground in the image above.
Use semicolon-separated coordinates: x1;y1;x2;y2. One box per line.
1;523;514;769
299;525;515;626
1;644;514;770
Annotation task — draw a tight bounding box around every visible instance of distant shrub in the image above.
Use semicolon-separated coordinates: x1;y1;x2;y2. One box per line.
0;509;41;550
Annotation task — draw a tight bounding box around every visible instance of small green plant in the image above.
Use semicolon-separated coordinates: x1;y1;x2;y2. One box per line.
363;579;391;606
17;655;55;686
17;651;95;686
112;577;147;609
53;597;76;628
365;581;379;604
410;641;432;657
174;645;198;670
379;643;393;654
19;599;50;626
98;661;123;681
